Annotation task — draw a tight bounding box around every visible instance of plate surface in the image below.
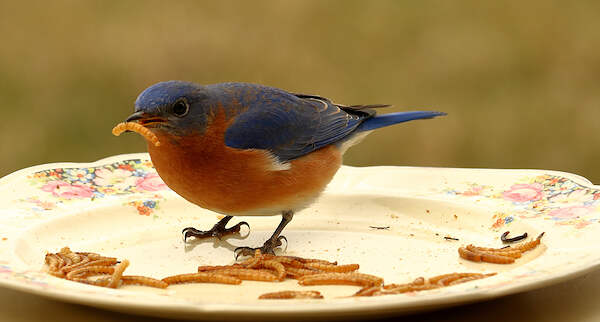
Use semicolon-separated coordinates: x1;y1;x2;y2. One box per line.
1;153;599;320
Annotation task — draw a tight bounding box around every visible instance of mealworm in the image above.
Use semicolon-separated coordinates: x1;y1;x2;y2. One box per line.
45;253;62;271
411;277;425;285
465;245;522;259
239;255;261;268
76;252;104;261
353;286;382;297
121;275;168;289
261;260;286;280
62;258;118;275
487;249;522;259
379;283;439;295
379;276;434;294
461;232;545;264
269;256;305;268
382;283;404;290
298;272;383;287
162;272;242;285
458;247;482;262
259;290;324;300
112;122;161;147
57;253;73;266
210;268;278;282
352;272;384;286
81;258;119;268
304;262;360;273
431;273;484;286
513;233;544;252
197;264;244;272
59;247;84;264
235;249;263;265
284;267;321;278
480;252;515;264
428;273;471;285
70;277;111;287
107;259;129;288
290;257;337;266
59;246;73;255
448;273;496;286
63;253;82;264
66;266;115;280
48;270;66;278
464;244;503;252
263;254;336;266
61;257;91;273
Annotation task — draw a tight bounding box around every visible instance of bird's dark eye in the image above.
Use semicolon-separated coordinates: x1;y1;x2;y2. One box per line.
172;99;189;117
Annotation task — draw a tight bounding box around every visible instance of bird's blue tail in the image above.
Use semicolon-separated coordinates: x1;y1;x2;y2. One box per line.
357;111;446;132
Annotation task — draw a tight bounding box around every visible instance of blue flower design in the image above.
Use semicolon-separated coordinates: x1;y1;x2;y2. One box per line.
143;200;157;208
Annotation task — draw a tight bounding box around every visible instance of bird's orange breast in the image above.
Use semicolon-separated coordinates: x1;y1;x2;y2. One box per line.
146;112;342;215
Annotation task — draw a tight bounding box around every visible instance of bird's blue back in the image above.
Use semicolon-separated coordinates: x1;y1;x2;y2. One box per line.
208;83;444;162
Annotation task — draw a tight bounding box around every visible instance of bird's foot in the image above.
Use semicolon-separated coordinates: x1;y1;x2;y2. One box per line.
234;235;287;259
182;218;249;242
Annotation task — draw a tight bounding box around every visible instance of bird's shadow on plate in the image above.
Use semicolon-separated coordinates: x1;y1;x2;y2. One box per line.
183;230;250;253
182;229;289;256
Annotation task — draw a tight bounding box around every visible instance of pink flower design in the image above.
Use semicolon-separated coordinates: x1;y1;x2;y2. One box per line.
502;183;543;202
93;168;137;190
136;173;167;191
548;205;593;219
41;181;93;199
462;185;483;196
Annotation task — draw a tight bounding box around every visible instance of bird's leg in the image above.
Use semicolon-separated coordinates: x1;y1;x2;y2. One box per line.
182;216;249;242
234;210;294;258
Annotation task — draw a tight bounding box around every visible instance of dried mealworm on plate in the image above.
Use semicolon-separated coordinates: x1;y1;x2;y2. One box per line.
285;266;321;278
304;262;359;273
261;260;286;280
353;286;382;297
107;259;129;288
298;272;383;287
211;268;278;282
162;272;241;285
513;233;544;252
66;266;115;280
259;290;324;300
458;247;482;262
121;275;168;289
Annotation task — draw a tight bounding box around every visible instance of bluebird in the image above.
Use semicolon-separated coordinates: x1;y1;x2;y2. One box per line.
122;81;445;257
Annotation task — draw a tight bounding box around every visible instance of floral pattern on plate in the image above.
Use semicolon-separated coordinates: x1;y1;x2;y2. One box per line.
126;197;164;217
22;159;169;211
444;174;600;229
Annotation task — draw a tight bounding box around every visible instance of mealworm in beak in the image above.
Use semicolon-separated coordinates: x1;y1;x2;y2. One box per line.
112;122;161;147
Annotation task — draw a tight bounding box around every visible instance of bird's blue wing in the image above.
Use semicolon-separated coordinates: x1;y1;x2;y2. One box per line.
223;86;368;162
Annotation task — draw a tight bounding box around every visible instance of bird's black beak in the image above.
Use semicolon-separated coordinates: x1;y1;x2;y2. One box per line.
126;111;147;123
125;111;167;127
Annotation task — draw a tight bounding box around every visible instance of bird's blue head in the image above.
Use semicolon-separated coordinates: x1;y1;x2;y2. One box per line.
126;81;212;137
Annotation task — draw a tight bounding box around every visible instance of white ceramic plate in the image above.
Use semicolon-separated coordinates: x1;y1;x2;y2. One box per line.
1;153;599;319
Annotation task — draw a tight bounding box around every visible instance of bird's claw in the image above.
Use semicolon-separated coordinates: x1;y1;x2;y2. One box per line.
234;235;287;260
182;221;250;242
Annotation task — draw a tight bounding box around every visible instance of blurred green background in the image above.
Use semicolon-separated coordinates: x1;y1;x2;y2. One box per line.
1;1;599;182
